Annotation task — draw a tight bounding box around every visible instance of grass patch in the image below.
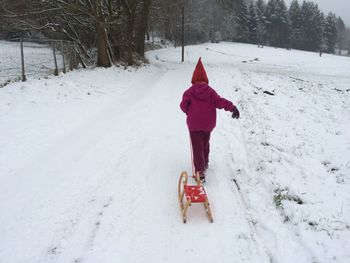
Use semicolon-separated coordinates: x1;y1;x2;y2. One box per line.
0;77;21;88
274;187;304;224
274;187;303;209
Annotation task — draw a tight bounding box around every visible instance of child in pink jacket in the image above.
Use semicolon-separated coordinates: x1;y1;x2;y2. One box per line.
180;58;239;182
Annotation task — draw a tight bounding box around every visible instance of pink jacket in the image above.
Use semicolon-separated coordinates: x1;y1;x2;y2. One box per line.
180;83;235;131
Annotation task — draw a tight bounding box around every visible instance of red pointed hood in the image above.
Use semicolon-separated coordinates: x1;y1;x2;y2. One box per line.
191;57;209;84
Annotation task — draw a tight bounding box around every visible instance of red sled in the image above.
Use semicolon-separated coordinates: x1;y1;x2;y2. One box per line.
178;171;214;223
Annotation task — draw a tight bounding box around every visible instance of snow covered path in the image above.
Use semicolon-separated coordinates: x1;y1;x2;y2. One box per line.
1;42;349;263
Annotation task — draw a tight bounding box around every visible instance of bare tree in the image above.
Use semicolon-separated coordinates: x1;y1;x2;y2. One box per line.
135;0;152;57
120;0;141;65
54;0;115;67
0;0;122;67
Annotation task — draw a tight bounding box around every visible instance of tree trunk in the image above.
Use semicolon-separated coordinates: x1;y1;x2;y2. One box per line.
164;15;171;40
135;0;151;57
96;19;112;67
181;5;184;62
126;14;134;66
120;0;138;66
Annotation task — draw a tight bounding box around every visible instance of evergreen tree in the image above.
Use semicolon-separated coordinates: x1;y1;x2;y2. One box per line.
256;0;267;47
336;16;346;54
247;1;258;44
324;12;338;53
346;28;350;55
234;0;250;43
288;0;302;49
265;0;290;48
299;1;324;52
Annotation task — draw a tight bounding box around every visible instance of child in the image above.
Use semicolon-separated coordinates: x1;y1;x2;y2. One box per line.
180;57;240;182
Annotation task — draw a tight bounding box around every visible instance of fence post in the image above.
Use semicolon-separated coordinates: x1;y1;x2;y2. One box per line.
20;38;26;81
52;40;59;76
61;40;66;73
68;45;73;71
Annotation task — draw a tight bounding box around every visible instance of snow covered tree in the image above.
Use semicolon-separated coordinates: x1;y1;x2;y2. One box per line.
51;0;122;67
288;0;303;49
185;0;224;44
215;0;240;41
150;0;180;44
234;0;250;43
264;0;290;48
299;1;324;52
247;1;258;44
323;12;338;53
220;10;237;41
345;28;350;55
2;0;349;65
346;28;350;55
151;0;225;45
335;16;346;54
256;0;267;47
0;0;158;66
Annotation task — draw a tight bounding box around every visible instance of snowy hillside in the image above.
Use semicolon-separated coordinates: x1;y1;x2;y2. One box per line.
0;42;349;263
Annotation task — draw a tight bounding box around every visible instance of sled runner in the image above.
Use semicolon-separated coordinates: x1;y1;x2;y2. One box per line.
178;171;213;223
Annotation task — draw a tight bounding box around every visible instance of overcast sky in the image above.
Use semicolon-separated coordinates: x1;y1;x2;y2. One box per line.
284;0;350;26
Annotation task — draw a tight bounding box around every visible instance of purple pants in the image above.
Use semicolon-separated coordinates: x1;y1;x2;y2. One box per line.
190;131;211;173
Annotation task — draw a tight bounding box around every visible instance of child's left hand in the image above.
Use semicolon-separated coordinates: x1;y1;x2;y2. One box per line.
231;106;240;119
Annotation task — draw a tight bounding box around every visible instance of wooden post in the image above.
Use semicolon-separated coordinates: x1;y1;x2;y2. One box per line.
61;40;66;73
20;38;26;81
52;41;59;76
181;5;185;62
69;43;75;70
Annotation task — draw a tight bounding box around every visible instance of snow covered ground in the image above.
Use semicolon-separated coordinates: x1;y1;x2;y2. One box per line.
0;40;63;86
0;42;349;263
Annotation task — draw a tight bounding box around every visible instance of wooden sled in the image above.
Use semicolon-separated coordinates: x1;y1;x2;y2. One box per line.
178;171;213;223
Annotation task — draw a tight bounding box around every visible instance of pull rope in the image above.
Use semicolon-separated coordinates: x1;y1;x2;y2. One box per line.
189;133;195;177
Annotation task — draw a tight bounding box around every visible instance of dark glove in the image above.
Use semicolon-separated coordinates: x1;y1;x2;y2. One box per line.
231;106;240;119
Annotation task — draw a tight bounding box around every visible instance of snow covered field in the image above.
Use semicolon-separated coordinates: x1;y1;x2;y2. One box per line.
0;40;63;86
0;42;349;263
